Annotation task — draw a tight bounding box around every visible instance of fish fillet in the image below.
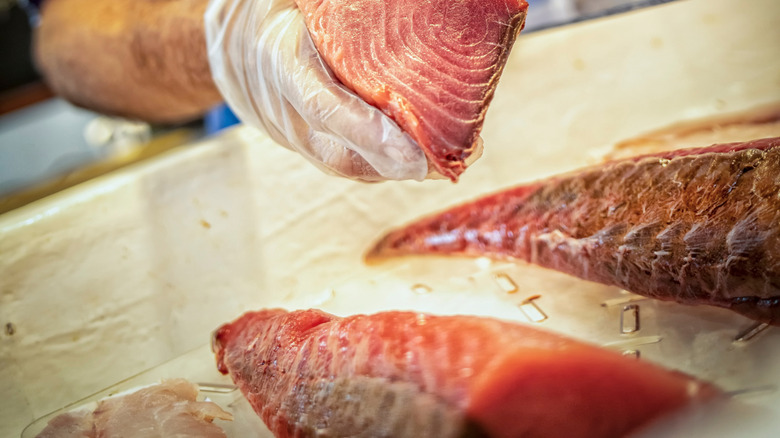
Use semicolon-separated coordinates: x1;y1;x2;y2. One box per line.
35;379;232;438
368;137;780;325
294;0;529;181
213;308;718;438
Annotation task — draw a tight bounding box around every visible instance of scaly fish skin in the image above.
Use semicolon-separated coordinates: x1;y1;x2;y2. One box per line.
368;137;780;325
214;309;718;438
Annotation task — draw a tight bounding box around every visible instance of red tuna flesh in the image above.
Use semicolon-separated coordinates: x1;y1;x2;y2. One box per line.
368;137;780;325
213;308;718;438
294;0;528;181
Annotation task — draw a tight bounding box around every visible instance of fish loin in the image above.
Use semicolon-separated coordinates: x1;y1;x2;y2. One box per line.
294;0;529;181
36;379;232;438
368;137;780;325
213;308;718;438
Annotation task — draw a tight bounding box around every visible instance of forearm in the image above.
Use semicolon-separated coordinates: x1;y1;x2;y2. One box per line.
34;0;222;123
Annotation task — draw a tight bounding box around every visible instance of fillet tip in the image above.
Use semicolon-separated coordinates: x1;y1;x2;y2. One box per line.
427;136;485;183
364;228;430;264
427;160;464;183
363;234;396;264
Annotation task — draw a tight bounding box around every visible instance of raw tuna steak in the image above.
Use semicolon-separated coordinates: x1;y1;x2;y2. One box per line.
213;308;718;438
35;379;232;438
294;0;529;181
368;137;780;325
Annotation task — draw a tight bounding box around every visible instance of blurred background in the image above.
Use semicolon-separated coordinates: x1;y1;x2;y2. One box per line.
0;0;673;206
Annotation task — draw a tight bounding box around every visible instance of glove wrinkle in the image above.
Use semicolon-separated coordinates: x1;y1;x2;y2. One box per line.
205;0;428;181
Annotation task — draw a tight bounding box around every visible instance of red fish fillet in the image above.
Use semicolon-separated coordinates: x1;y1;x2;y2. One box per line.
35;379;232;438
368;137;780;325
294;0;529;181
213;308;718;438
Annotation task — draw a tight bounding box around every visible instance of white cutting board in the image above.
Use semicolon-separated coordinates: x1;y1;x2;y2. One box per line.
1;0;779;436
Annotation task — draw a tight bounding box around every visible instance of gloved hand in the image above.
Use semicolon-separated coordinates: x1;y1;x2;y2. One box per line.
205;0;428;182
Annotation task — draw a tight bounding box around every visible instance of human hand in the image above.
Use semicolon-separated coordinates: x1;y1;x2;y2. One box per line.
205;0;428;181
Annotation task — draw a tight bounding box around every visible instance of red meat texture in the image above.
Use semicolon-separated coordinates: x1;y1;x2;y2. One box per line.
295;0;529;181
214;308;718;438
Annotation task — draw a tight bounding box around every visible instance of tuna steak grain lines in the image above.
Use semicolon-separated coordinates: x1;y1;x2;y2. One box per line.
294;0;529;181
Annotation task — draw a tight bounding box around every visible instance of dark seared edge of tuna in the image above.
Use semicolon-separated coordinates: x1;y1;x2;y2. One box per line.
368;137;780;325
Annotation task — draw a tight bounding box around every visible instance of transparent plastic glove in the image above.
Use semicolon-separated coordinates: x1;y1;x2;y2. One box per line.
204;0;428;181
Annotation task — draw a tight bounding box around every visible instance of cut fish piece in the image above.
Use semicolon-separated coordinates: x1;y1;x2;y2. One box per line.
35;379;232;438
34;411;93;438
604;105;780;161
368;137;780;325
213;308;718;438
294;0;529;181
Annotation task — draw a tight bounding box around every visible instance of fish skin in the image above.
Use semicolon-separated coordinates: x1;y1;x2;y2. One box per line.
213;308;718;438
293;0;528;181
368;137;780;325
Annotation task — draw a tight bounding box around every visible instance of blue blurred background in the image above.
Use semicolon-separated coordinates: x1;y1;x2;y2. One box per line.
0;0;673;199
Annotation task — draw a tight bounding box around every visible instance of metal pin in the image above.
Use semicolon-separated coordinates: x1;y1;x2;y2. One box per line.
604;335;662;349
726;384;777;399
622;349;641;359
733;321;770;344
519;295;547;323
198;383;238;394
411;283;433;294
493;272;519;294
620;304;640;334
